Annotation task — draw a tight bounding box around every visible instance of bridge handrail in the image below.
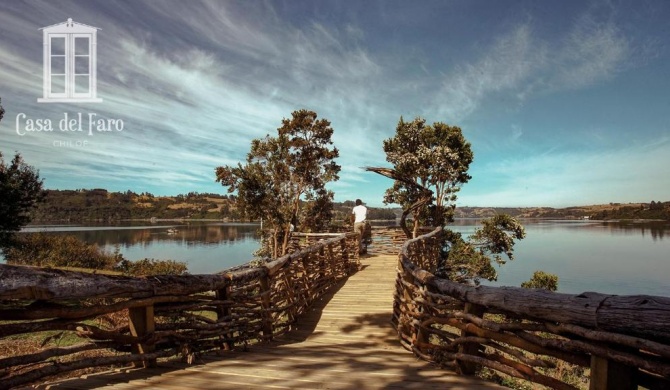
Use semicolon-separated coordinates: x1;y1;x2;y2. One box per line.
0;232;360;389
394;226;670;390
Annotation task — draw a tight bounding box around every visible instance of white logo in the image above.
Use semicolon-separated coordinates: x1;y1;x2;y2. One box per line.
38;18;102;103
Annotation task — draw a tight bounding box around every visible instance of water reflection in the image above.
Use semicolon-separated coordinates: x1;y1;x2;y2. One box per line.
600;221;669;241
24;222;260;248
475;220;670;297
19;222;261;274
11;220;670;296
450;219;669;242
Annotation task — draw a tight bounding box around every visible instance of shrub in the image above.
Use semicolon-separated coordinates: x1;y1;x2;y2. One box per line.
115;258;187;276
4;233;120;269
4;233;187;276
521;270;559;291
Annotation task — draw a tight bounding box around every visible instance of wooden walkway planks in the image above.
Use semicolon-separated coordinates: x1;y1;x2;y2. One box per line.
41;254;502;389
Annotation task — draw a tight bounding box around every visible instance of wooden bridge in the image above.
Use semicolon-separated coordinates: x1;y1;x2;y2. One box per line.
2;228;670;389
37;254;500;389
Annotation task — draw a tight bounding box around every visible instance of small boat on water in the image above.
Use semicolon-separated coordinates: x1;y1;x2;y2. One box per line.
166;228;179;234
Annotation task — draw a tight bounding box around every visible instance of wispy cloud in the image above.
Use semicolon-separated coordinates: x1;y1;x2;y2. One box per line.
552;11;630;89
0;1;666;207
1;1;393;196
461;138;670;207
433;24;541;122
433;6;632;122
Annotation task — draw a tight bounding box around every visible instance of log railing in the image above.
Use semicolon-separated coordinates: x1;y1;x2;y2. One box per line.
394;227;670;390
367;226;407;255
0;232;360;389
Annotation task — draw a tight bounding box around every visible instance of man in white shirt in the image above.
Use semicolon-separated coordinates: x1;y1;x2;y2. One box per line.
352;199;368;254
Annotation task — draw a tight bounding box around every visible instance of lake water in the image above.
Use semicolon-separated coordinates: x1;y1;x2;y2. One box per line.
16;222;261;274
8;220;670;297
450;220;670;296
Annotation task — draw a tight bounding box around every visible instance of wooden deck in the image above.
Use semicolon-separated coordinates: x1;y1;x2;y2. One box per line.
41;254;502;389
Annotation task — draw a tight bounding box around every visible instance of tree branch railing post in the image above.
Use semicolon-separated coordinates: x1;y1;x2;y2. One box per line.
258;274;274;342
457;302;486;375
589;351;637;390
128;305;156;368
215;286;233;350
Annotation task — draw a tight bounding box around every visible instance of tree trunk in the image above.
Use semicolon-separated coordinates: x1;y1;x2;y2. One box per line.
273;230;279;258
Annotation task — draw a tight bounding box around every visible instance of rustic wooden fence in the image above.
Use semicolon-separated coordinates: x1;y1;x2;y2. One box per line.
290;227;406;255
0;232;360;389
394;227;670;390
366;226;406;255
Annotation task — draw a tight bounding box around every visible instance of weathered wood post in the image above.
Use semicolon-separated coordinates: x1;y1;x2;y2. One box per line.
457;302;485;375
415;285;429;348
128;305;156;368
398;256;417;345
215;286;232;350
340;236;352;273
318;246;328;282
259;274;274;341
589;355;637;390
327;242;337;277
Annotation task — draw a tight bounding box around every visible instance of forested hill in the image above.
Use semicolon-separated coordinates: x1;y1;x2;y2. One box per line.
30;189;400;222
30;189;668;222
456;202;670;220
31;189;237;221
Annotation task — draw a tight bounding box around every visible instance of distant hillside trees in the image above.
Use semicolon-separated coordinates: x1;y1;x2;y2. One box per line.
31;190;238;221
216;109;340;258
591;201;670;220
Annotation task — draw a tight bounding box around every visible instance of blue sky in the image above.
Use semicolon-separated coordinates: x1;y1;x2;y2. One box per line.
0;0;668;208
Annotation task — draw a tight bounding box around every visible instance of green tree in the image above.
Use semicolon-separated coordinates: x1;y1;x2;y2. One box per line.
0;98;45;248
370;117;525;285
301;188;335;232
382;117;473;237
521;270;559;291
6;232;187;275
0;153;46;249
216;109;340;257
4;233;120;269
441;215;526;284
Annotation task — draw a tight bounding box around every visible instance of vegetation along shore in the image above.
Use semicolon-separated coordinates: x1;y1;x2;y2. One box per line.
28;188;670;223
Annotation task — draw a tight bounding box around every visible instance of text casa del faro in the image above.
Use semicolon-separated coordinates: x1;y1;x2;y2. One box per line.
15;112;124;136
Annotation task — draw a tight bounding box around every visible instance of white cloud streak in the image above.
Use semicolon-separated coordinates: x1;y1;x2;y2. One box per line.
0;1;664;207
461;139;670;207
433;8;631;122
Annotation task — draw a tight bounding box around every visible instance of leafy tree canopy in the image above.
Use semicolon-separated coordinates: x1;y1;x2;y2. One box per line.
0;152;46;249
383;117;473;233
0;99;45;248
521;270;559;291
216;109;340;257
373;116;528;285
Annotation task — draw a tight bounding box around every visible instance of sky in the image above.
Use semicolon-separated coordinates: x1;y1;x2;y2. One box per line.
0;0;668;208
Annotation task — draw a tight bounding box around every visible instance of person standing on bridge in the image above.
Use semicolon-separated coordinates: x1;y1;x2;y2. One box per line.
352;199;368;254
